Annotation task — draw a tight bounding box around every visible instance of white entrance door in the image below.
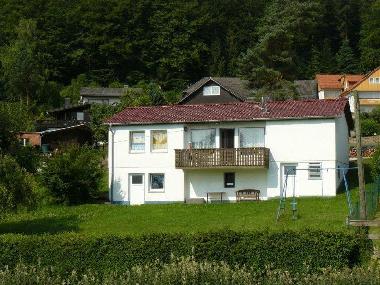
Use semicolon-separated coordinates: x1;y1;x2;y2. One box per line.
281;164;297;198
129;174;145;205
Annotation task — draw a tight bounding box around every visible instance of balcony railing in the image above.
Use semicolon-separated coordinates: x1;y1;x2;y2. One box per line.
175;147;269;169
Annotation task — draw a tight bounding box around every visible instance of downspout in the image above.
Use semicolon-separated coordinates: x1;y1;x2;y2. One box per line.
109;124;116;204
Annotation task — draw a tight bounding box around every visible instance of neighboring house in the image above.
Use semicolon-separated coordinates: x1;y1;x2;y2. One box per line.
19;99;93;152
179;77;253;104
106;98;352;205
341;66;380;113
36;99;91;131
316;74;343;99
18;124;93;152
80;86;142;105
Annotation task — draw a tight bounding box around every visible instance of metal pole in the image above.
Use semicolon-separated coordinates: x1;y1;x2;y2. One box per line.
353;91;366;220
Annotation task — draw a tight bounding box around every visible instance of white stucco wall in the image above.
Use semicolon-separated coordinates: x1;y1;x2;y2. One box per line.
109;124;185;204
265;119;338;198
109;117;350;204
319;90;341;99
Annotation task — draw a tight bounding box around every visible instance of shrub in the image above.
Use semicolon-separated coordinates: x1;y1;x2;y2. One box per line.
361;118;379;136
0;155;36;212
10;145;41;173
0;230;370;276
40;145;103;204
1;259;380;285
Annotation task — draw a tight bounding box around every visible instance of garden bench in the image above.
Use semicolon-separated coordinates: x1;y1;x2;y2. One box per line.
236;189;260;202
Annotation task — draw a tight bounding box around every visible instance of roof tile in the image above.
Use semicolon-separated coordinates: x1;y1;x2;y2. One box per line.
106;98;349;125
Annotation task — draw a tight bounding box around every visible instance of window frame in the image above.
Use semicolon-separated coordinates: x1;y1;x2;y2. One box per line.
150;130;168;153
224;172;235;188
131;174;144;185
238;127;265;148
190;128;216;149
369;77;380;84
308;162;322;180
149;173;165;192
203;85;221;96
129;131;146;153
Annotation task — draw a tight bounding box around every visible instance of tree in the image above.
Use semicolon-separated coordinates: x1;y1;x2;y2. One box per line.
0;155;36;212
40;146;104;205
0;19;44;105
360;0;380;71
336;39;358;74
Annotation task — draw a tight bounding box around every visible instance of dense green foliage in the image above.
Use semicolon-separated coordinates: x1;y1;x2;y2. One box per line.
0;230;370;275
0;155;36;213
1;260;380;285
40;146;104;204
0;0;378;105
361;118;379;136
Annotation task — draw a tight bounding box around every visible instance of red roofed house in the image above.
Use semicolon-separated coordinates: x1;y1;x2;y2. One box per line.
340;66;380;113
316;74;364;100
106;98;352;205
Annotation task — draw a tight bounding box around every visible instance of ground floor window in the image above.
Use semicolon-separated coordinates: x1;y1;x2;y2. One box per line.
224;172;235;188
308;162;322;179
149;173;165;191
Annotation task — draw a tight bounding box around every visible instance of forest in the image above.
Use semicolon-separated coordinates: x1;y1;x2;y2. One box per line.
0;0;379;112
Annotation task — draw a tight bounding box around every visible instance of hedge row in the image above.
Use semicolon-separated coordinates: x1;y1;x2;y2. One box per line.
0;230;371;275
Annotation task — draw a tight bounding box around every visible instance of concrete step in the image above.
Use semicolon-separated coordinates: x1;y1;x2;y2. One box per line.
368;234;380;240
349;220;380;227
185;198;205;204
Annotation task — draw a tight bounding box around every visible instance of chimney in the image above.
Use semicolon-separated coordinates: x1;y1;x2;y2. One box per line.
260;96;268;113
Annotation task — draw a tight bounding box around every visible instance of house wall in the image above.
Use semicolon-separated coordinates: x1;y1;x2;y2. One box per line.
18;132;41;146
318;89;341;99
347;91;380;113
109;118;349;204
265;119;338;197
355;69;380;92
335;115;349;187
108;124;185;204
181;81;241;105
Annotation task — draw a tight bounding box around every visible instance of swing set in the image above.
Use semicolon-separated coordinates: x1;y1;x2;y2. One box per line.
276;166;359;222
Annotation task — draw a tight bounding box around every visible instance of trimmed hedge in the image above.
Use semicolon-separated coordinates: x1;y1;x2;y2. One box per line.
0;230;371;275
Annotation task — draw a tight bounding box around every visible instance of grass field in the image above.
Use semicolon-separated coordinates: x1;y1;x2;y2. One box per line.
0;193;355;236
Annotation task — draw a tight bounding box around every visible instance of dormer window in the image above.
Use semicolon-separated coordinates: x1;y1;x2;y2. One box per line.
203;85;220;96
369;77;380;84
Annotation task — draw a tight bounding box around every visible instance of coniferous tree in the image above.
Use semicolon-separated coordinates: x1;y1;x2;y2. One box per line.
336;39;358;74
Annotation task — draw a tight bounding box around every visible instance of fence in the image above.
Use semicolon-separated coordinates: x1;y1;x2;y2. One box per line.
350;178;380;220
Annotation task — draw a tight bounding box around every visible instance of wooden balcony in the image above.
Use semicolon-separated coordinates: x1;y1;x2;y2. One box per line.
175;147;269;169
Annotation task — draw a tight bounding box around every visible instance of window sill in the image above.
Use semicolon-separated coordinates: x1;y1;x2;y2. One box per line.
148;189;165;193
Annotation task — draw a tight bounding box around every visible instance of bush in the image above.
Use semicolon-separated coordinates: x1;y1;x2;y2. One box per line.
361;118;379;136
10;145;41;173
0;155;36;212
0;259;380;285
0;230;370;276
40;145;104;204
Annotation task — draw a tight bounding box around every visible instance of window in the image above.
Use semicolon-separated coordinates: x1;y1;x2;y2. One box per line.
284;165;296;176
239;128;265;147
130;131;145;152
224;173;235;188
150;174;164;191
131;174;143;184
76;112;84;121
151;130;167;151
190;129;216;149
309;163;322;179
369;77;380;84
203;85;220;96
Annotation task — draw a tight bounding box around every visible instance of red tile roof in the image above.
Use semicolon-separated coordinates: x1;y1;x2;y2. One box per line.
316;74;342;89
344;75;364;82
106;99;350;125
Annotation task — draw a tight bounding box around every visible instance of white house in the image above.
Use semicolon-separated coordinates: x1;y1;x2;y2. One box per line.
106;99;352;205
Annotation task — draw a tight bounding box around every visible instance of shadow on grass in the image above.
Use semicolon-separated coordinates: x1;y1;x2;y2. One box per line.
0;215;80;235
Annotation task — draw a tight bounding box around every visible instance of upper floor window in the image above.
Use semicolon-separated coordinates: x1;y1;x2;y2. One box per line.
151;130;167;151
190;129;216;149
203;85;220;96
239;128;265;147
369;77;380;84
130;131;145;152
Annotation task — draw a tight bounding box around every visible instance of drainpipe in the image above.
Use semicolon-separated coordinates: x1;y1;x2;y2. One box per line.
109;124;116;204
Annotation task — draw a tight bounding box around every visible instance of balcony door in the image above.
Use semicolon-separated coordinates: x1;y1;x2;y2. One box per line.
220;129;234;149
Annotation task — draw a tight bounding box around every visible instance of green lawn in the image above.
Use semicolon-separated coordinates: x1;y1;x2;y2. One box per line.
0;193;354;236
